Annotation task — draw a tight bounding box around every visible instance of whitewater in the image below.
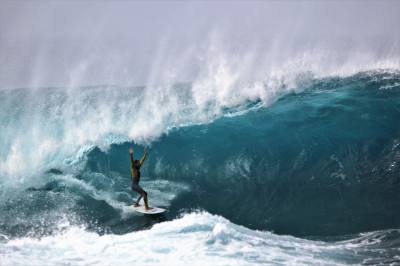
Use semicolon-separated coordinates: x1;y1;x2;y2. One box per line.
2;212;400;266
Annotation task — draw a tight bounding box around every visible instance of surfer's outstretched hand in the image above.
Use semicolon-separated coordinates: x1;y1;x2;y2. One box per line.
129;147;133;154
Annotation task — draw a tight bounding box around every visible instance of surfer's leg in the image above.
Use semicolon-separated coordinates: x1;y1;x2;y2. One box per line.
132;183;144;207
134;194;142;207
143;191;153;210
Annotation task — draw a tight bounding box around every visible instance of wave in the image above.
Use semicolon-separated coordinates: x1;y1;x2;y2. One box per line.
1;70;399;240
101;70;400;236
1;212;399;266
0;66;399;184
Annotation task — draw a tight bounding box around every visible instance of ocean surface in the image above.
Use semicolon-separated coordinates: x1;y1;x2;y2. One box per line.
1;70;400;265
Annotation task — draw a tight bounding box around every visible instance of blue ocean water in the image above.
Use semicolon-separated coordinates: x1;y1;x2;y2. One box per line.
0;70;400;265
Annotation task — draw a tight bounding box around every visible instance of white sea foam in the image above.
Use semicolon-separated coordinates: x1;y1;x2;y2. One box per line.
0;211;365;266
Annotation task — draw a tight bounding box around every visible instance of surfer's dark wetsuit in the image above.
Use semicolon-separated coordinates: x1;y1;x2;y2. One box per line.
130;149;150;208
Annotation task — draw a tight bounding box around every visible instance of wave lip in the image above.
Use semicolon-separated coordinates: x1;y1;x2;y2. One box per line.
1;212;399;266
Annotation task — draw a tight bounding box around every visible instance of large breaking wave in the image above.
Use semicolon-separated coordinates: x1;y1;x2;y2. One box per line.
1;69;400;264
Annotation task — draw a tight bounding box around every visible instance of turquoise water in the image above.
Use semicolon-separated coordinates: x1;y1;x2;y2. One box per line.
1;70;400;264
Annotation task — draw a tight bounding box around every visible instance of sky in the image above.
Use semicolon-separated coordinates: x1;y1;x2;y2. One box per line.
0;0;399;88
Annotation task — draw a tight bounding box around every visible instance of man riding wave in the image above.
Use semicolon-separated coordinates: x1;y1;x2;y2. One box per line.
129;147;152;210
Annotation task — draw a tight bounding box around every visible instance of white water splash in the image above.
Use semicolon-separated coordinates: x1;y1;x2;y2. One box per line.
0;211;377;266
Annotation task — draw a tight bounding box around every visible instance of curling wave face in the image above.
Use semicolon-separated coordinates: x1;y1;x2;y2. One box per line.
101;71;400;236
0;70;400;265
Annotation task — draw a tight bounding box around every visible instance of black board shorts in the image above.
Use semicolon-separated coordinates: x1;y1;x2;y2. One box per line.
131;183;145;194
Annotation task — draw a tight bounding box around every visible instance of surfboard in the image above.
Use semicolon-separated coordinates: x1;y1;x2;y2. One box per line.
132;205;165;214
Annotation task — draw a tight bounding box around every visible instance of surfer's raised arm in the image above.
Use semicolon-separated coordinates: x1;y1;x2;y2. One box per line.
129;147;134;167
139;147;147;166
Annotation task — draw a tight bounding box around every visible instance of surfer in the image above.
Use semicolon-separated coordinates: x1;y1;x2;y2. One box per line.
129;147;152;210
